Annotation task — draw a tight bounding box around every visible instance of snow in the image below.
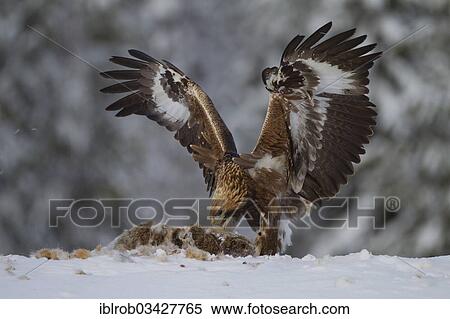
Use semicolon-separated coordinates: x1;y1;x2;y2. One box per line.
1;250;449;298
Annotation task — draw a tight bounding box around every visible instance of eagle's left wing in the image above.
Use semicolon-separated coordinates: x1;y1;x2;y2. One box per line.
100;50;237;194
246;22;381;203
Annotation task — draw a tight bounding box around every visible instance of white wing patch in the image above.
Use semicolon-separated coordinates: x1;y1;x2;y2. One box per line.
248;154;286;178
152;67;190;125
289;107;304;146
255;154;286;172
302;58;354;94
289;97;329;193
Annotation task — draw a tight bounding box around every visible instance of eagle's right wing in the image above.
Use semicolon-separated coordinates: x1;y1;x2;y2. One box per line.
100;50;237;194
248;22;381;203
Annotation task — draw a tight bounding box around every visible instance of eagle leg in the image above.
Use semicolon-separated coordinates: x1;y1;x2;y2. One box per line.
254;211;281;255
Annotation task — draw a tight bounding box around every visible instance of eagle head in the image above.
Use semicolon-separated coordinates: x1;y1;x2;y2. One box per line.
262;66;279;92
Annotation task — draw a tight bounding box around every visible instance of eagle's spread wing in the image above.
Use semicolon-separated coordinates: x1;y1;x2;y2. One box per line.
251;22;381;202
100;50;237;194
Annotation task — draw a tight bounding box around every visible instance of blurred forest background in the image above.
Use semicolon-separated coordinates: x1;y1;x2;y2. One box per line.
0;0;449;257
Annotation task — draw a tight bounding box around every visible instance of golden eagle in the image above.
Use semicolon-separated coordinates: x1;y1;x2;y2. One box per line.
100;22;381;255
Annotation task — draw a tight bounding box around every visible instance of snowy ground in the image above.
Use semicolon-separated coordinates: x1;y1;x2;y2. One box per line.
1;250;449;298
